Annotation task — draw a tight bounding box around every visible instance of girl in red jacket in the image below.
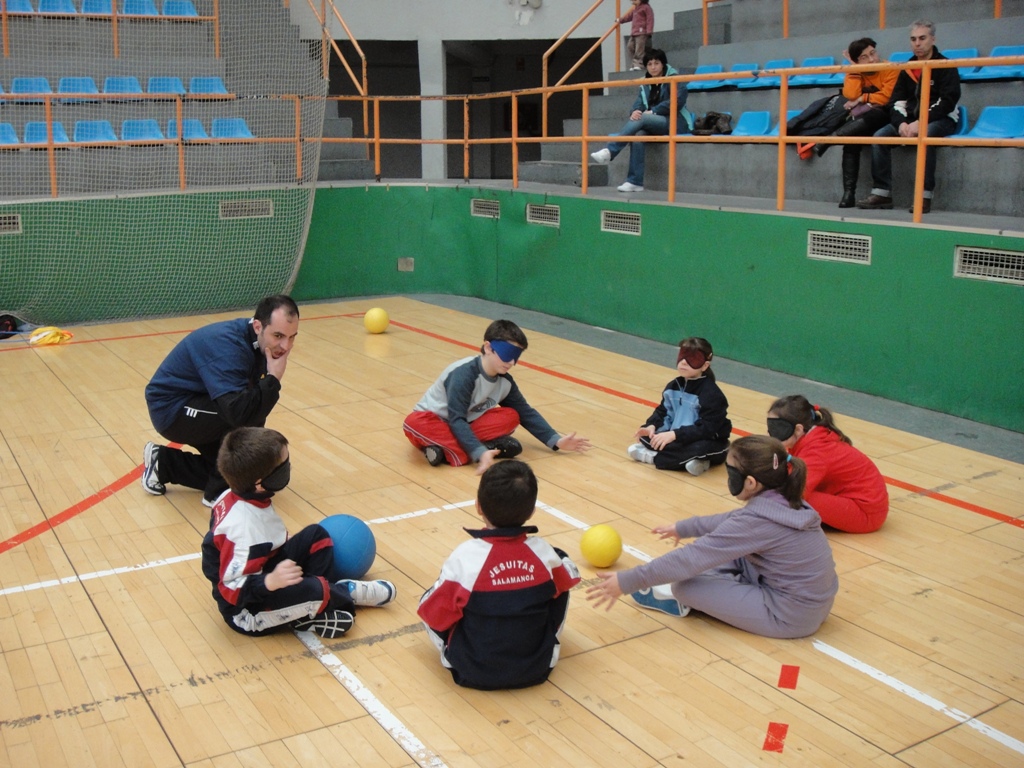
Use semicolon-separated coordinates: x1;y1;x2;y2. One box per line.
767;395;888;533
619;0;654;71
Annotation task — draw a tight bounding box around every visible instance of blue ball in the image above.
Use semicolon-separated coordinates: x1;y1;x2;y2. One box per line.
319;514;377;580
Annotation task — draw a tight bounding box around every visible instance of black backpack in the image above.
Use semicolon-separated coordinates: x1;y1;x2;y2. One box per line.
0;314;19;339
691;111;733;135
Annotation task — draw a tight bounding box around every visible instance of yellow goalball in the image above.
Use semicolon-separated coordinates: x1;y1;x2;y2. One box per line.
580;524;623;568
363;307;390;334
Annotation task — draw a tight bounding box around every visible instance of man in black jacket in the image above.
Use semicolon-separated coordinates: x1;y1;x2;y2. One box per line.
857;20;961;213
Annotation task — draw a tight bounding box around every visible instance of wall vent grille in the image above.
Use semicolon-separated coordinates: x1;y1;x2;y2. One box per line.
471;199;500;219
955;246;1024;286
601;210;641;236
807;230;871;264
526;203;560;227
219;199;273;219
0;214;22;235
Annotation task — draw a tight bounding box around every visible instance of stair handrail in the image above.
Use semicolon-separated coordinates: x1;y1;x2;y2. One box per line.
305;0;370;152
541;0;620;137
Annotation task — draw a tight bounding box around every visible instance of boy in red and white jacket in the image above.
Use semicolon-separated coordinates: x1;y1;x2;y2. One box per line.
418;460;580;689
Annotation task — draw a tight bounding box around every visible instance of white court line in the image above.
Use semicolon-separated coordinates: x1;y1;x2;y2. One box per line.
0;552;201;597
536;501;653;563
295;631;448;768
813;640;1024;756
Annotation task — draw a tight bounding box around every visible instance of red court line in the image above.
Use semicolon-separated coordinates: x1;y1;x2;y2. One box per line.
778;665;801;689
762;722;789;752
2;313;1017;556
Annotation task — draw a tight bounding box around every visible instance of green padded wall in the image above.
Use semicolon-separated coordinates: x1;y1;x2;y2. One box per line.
294;185;1024;432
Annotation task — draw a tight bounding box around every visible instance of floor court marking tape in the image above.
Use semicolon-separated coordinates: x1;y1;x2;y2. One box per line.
813;640;1024;756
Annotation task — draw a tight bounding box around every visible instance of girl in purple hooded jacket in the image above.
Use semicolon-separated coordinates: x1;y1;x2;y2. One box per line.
587;435;838;638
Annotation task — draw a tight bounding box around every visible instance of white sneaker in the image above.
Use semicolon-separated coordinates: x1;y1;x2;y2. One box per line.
627;442;656;464
141;441;165;495
685;458;711;476
617;181;644;193
590;148;611;164
339;579;397;607
630;66;643;71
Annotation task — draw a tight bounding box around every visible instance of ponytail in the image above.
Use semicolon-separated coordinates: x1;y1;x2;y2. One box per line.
729;435;807;509
769;394;852;445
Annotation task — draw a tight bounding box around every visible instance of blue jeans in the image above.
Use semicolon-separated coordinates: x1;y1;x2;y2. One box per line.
869;116;956;197
607;113;670;185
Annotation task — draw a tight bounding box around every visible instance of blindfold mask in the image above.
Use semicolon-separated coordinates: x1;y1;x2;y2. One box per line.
766;418;797;441
489;340;523;363
677;347;707;369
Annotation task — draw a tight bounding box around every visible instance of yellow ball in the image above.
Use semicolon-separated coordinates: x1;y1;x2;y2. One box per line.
580;524;623;568
363;307;390;334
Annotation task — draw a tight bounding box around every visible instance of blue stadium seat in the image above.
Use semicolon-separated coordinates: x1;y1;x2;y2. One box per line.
960;45;1024;81
789;56;843;87
722;62;759;87
38;0;76;11
6;0;36;11
103;76;144;96
888;51;913;63
959;105;1024;138
161;0;196;16
82;0;111;12
148;76;186;95
24;122;71;144
74;120;118;143
767;110;802;136
731;111;772;137
736;58;794;89
58;76;99;103
211;117;255;139
189;76;229;95
121;119;165;141
166;118;208;140
122;0;157;14
941;47;981;78
686;64;725;91
11;77;52;103
0;123;20;146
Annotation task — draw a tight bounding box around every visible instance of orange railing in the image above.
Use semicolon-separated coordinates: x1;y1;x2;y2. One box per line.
703;0;1005;43
541;0;621;136
6;55;1023;226
304;0;369;154
1;2;220;59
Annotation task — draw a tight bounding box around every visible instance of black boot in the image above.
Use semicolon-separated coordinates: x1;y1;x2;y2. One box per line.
839;149;858;208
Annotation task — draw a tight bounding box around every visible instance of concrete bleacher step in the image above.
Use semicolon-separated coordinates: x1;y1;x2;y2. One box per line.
318;116;374;181
516;159;610;187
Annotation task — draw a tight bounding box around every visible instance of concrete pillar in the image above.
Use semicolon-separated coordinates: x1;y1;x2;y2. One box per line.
418;37;446;179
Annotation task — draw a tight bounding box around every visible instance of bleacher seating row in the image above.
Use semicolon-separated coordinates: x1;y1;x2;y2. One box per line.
0;117;255;144
0;75;226;99
727;105;1024;139
2;0;198;16
688;46;1024;90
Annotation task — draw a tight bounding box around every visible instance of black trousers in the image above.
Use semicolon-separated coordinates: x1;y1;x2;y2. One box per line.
640;435;731;472
156;393;268;502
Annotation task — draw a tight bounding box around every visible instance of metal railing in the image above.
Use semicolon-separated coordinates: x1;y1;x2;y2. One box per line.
5;55;1022;226
702;0;1006;44
1;0;221;59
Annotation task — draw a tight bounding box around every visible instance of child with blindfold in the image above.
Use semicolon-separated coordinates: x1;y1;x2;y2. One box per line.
587;435;838;638
627;337;731;475
403;319;592;474
767;395;888;533
202;427;396;639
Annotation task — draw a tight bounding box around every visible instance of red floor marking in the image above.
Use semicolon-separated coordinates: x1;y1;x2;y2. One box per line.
1;315;1017;557
763;722;789;752
778;665;800;689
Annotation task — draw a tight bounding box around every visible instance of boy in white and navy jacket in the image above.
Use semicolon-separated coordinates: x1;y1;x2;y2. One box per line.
418;461;580;690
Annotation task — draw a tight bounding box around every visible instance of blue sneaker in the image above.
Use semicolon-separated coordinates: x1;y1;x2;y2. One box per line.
339;579;397;607
631;586;690;617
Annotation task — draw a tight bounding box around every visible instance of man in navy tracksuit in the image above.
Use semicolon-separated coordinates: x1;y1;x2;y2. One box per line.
142;295;299;507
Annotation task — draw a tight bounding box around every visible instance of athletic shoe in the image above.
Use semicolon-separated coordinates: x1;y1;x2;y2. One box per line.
141;442;165;495
201;496;216;508
482;436;523;459
627;442;656;464
617;181;644;193
685;458;711;476
339;579;397;607
631;586;690;617
590;148;611;164
423;446;447;466
294;609;354;638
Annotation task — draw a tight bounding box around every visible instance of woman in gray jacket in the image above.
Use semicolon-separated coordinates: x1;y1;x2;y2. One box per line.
587;435;838;638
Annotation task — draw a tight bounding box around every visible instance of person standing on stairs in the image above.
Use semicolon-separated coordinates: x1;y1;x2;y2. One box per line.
618;0;654;72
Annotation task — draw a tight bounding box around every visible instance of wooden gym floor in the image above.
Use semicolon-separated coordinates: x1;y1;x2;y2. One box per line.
1;296;1022;767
